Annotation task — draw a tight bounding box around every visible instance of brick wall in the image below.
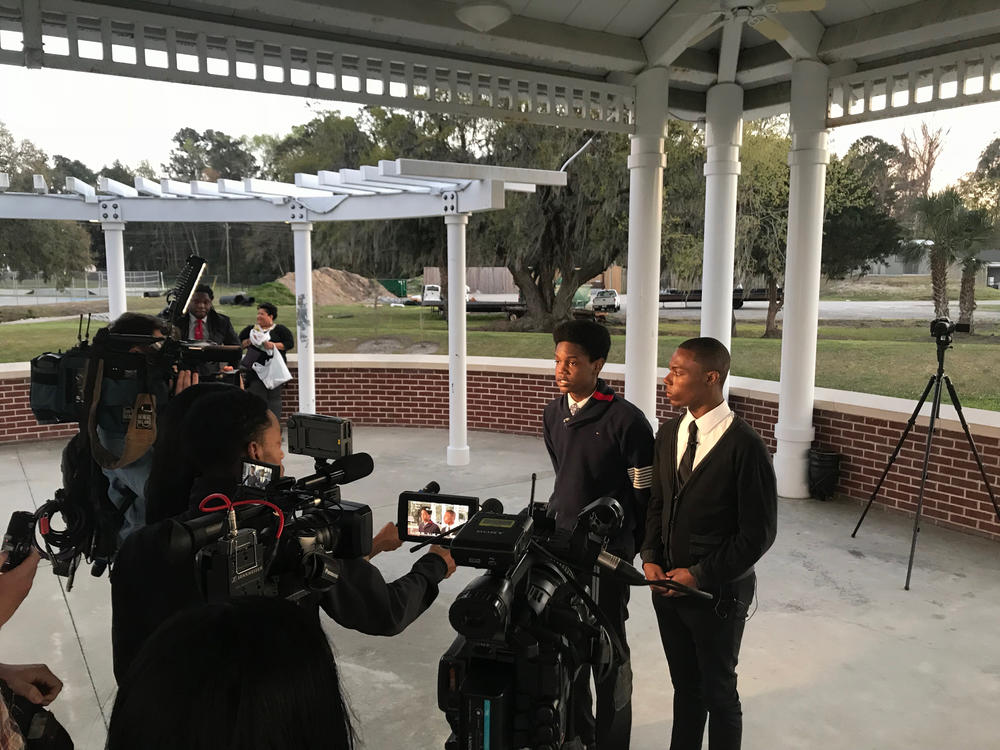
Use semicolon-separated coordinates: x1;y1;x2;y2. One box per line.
5;359;998;541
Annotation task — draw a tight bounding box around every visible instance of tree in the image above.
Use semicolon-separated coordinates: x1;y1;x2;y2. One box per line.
735;119;790;337
0;122;93;282
912;189;993;329
474;123;630;329
164;128;257;180
843;135;906;215
897;123;946;226
822;154;902;279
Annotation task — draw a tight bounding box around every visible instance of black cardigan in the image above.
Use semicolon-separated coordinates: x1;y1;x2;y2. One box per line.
543;378;654;556
640;413;777;589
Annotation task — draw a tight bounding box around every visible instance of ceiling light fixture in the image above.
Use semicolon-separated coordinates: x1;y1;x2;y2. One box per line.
455;0;512;33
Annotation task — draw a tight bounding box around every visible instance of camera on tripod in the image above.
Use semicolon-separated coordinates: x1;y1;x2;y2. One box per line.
424;494;630;750
930;316;970;343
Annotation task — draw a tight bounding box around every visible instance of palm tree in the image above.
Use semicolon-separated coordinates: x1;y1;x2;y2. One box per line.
911;190;994;330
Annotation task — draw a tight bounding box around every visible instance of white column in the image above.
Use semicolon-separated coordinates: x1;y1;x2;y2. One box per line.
624;67;670;428
773;60;830;497
101;221;127;320
292;221;315;414
700;83;743;353
446;214;470;466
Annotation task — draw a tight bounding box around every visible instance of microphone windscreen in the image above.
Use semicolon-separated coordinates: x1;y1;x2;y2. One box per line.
337;452;375;483
420;480;441;494
481;497;504;514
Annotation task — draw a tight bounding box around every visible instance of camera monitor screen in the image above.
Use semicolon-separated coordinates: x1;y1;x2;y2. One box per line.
397;492;479;543
240;460;279;492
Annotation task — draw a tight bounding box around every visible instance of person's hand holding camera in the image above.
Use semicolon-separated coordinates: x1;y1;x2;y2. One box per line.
429;545;457;578
0;549;41;627
0;663;63;706
367;522;404;560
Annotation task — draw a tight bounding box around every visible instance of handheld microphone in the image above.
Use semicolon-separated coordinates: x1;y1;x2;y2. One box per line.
295;452;374;491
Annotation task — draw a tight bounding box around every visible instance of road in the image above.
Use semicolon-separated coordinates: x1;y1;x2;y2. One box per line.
614;296;1000;322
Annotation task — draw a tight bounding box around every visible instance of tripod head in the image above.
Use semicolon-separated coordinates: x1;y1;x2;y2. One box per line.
930;317;969;371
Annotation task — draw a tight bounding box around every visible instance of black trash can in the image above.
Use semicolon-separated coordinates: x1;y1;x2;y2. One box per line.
808;449;841;501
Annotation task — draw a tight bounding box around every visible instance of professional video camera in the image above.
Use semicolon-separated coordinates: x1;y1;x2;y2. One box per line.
30;254;241;426
399;486;706;750
1;412;373;606
179;412;374;603
929;316;970;345
14;256;244;585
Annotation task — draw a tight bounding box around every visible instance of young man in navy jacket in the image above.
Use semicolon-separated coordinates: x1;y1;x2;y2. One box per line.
543;319;654;750
641;337;777;750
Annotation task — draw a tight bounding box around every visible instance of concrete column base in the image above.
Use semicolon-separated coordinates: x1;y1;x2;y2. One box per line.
447;445;470;466
773;421;816;498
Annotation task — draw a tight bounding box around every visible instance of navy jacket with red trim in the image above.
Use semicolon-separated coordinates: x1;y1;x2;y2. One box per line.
543;378;655;557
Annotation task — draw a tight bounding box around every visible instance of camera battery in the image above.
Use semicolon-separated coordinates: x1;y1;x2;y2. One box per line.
450;513;533;570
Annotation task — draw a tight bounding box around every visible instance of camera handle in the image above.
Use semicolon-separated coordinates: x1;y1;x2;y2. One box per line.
408;522;464;553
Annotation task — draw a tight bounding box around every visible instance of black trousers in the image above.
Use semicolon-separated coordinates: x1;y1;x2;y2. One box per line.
246;376;284;421
573;571;633;750
651;573;756;750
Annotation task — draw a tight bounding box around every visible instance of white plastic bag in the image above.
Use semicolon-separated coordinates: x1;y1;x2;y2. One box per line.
252;352;292;390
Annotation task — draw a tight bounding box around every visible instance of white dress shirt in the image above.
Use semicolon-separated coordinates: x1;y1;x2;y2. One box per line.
675;400;735;471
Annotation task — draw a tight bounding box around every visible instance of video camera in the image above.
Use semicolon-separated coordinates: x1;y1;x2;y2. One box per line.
930;316;970;345
29;255;241;426
414;490;632;750
176;413;373;603
0;412;372;606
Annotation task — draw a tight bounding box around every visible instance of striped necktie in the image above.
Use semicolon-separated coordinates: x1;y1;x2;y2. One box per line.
677;420;698;487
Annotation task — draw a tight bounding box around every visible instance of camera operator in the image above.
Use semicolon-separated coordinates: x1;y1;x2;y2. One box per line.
108;597;355;750
0;550;68;749
93;312;192;541
110;387;455;682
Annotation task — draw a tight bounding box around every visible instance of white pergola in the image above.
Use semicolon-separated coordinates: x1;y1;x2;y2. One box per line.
0;160;567;466
3;0;1000;495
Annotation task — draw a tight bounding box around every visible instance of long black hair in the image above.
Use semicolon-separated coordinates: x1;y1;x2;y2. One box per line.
144;387;272;520
108;596;356;750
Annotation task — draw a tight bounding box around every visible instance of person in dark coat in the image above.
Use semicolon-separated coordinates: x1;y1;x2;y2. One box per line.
239;302;295;420
542;319;654;750
110;388;455;683
641;337;777;750
186;284;239;380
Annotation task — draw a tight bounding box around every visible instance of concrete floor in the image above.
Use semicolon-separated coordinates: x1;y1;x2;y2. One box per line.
2;427;999;749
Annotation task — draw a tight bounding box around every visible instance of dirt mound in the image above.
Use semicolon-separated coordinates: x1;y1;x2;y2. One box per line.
277;268;393;306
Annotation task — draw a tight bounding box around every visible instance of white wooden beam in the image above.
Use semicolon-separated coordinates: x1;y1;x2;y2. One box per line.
820;0;1000;63
98;177;138;198
643;0;723;70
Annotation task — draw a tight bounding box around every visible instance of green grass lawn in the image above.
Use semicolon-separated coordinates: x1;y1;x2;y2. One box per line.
820;274;1000;302
4;299;999;411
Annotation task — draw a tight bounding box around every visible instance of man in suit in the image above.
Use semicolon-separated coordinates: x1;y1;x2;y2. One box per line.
641;337;777;750
187;285;239;380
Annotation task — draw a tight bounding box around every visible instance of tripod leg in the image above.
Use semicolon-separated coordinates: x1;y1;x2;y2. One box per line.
905;374;945;590
943;376;1000;522
852;375;936;538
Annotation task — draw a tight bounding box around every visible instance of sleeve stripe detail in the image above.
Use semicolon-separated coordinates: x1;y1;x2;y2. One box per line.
628;466;653;489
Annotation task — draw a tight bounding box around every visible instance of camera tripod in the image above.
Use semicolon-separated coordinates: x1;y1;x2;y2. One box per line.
851;328;1000;589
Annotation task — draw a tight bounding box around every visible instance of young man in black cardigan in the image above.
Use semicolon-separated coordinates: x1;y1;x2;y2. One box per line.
641;337;777;750
543;320;654;750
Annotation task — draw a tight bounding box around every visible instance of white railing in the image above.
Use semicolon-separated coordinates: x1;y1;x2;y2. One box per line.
0;0;635;133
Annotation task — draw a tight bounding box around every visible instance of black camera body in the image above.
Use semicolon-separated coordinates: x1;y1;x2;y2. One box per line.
182;415;375;604
0;511;35;572
930;316;971;343
438;498;625;750
192;496;373;603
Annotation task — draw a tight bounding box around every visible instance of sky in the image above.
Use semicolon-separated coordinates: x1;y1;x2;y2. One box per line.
3;65;1000;190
